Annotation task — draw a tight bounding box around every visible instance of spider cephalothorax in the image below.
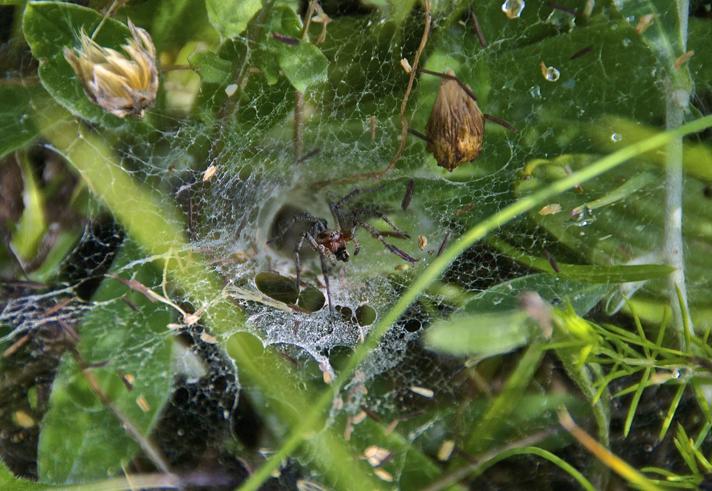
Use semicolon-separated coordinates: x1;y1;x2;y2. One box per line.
316;229;353;262
268;183;417;316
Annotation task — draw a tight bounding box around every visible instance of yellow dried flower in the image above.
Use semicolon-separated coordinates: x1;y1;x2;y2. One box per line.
64;21;158;118
425;70;485;172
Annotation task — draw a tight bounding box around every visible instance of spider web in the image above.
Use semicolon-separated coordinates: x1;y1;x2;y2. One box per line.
1;0;711;485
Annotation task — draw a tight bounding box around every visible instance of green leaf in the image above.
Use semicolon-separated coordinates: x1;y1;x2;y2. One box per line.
464;273;611;316
252;4;328;92
489;237;675;283
189;50;232;84
425;310;531;357
10;151;46;262
277;41;329;92
0;85;42;158
38;241;173;484
514;153;712;319
205;0;262;39
0;459;38;491
22;2;142;128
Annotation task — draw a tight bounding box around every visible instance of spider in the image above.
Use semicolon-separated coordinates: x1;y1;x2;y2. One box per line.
268;183;417;316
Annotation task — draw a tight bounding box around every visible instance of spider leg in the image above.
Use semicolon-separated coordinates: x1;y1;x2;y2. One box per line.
401;178;415;211
374;213;410;239
304;232;336;317
328;202;342;231
358;222;417;263
267;212;324;245
484;114;517;132
319;252;335;318
294;232;308;293
352;235;361;256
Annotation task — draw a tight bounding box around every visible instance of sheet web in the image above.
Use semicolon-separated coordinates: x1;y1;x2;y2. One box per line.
2;0;705;483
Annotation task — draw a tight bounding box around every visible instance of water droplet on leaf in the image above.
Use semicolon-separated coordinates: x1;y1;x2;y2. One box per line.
540;63;560;82
501;0;525;19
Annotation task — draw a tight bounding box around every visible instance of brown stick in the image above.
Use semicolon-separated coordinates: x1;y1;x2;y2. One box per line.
470;10;487;47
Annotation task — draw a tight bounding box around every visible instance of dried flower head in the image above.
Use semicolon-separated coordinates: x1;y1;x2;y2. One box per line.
425;70;484;171
64;21;158;118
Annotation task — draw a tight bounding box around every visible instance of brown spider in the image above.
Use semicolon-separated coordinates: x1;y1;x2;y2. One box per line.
268;183;417;315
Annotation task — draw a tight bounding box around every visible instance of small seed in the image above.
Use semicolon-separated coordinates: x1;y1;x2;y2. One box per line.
635;14;655;34
202;164;218;182
364;445;391;467
200;332;217;344
400;58;412;74
374;469;394;482
13;410;35;429
538;203;562;215
437;440;455;461
409;386;434;398
136;395;151;412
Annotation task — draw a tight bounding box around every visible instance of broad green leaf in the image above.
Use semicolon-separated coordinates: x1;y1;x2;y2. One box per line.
514;153;712;320
150;0;212;50
22;2;144;128
425;310;531;357
38;241;173;484
464;273;611;316
689;18;712;92
362;0;418;24
0;459;44;491
205;0;262;39
254;4;329;92
10;152;46;262
489;237;675;283
189;51;232;84
0;85;42;158
277;41;329;92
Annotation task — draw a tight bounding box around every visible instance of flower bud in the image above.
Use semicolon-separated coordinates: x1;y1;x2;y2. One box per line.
425;70;484;171
64;21;158;118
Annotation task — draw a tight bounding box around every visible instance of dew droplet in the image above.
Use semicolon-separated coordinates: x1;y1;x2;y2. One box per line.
610;132;623;143
546;10;575;31
540;62;560;82
572;206;595;227
501;0;525;19
529;85;541;98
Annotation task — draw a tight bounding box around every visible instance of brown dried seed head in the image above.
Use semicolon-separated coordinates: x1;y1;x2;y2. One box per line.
426;70;484;171
64;20;158;118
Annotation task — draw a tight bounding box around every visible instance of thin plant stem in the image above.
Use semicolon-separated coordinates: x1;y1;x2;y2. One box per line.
665;0;692;347
423;442;595;491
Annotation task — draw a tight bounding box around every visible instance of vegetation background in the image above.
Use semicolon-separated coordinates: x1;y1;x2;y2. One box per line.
1;0;712;489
